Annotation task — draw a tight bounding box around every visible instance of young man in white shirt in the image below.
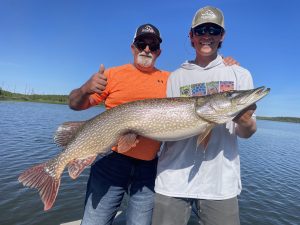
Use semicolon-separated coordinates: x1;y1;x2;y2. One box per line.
152;6;257;225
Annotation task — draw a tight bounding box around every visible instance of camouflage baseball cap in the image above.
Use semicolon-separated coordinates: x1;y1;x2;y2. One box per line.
192;6;225;29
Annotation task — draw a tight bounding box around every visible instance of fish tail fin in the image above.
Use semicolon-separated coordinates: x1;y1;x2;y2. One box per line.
18;163;61;211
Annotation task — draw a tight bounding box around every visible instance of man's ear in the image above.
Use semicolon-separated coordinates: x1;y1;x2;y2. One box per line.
189;31;195;48
220;32;226;42
189;31;193;39
130;44;135;54
156;49;161;57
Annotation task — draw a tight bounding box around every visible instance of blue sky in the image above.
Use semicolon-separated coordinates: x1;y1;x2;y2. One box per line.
1;0;300;117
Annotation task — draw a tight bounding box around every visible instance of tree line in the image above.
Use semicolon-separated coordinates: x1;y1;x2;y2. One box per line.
256;116;300;123
0;87;68;104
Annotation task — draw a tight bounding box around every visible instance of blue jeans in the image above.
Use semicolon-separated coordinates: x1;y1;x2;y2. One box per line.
81;151;158;225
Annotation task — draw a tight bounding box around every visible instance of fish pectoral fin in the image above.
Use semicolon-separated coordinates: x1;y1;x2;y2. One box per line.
116;133;139;153
54;121;86;149
68;155;97;179
196;125;213;150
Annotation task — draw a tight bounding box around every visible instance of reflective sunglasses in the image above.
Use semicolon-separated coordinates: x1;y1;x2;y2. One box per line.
193;25;223;36
134;41;160;52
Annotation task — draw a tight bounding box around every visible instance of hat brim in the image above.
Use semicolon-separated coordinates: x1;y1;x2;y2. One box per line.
134;33;162;43
192;22;224;30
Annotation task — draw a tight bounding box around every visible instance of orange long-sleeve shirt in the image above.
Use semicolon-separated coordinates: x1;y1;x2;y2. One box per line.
90;64;170;160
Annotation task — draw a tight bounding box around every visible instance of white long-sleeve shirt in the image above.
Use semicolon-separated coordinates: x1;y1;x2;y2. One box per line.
155;55;254;200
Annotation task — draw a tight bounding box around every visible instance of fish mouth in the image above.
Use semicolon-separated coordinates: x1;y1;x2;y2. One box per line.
235;86;270;106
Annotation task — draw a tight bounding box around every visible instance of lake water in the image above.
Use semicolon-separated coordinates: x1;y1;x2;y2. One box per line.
0;101;299;225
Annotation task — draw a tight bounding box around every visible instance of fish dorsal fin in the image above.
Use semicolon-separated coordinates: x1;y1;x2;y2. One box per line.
54;121;85;149
196;125;214;150
116;133;139;153
68;155;97;179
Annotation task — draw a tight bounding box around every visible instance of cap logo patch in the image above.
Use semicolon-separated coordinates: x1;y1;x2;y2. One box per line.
200;9;216;20
142;25;155;33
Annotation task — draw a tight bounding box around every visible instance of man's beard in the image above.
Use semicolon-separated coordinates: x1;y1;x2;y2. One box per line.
136;53;154;68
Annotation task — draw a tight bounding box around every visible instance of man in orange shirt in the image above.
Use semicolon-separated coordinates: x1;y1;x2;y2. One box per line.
69;24;169;225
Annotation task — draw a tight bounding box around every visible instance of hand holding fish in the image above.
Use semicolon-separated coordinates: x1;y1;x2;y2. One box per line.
233;104;257;138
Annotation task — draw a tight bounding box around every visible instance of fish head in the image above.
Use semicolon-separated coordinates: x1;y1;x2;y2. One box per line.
195;86;270;124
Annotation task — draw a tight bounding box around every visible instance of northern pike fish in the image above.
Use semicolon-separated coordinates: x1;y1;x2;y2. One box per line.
18;86;270;210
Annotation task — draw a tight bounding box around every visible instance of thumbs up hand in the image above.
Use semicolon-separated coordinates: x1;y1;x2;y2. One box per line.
81;64;107;95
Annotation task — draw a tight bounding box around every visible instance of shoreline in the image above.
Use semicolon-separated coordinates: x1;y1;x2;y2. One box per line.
0;97;68;105
256;116;300;123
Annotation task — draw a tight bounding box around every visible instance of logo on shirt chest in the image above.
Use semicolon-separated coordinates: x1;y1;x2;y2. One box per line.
180;81;234;97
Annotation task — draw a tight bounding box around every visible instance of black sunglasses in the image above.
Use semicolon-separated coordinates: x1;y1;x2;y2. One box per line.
193;25;223;36
134;41;160;52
